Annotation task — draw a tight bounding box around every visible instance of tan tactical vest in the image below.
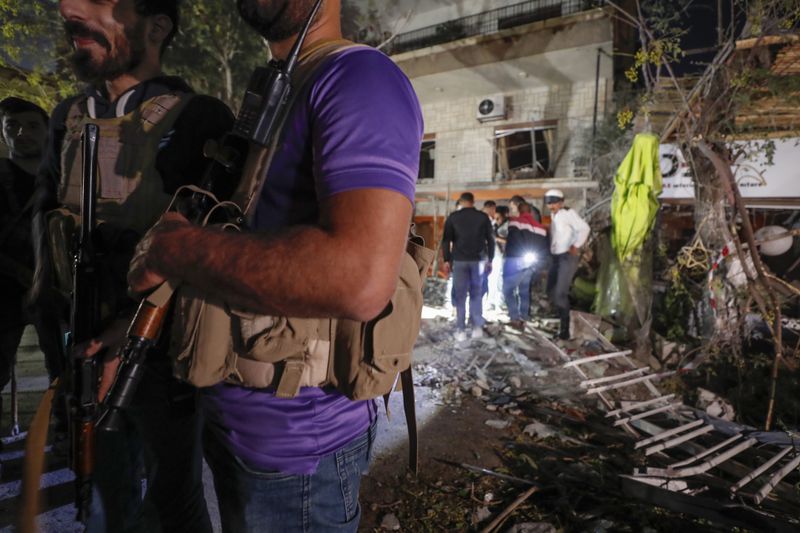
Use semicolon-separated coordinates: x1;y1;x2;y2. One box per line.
58;93;192;235
49;93;192;294
166;41;434;402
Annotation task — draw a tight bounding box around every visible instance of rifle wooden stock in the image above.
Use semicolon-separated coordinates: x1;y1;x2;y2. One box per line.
129;300;169;339
76;421;95;477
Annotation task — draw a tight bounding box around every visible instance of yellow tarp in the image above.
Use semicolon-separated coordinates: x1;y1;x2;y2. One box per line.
611;133;663;261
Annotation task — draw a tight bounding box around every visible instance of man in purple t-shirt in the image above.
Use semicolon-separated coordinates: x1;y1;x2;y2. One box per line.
128;0;423;531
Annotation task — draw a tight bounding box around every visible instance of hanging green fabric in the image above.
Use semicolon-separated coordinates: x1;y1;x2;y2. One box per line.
611;133;663;262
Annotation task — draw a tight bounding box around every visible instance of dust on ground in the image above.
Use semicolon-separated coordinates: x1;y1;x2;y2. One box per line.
358;298;734;533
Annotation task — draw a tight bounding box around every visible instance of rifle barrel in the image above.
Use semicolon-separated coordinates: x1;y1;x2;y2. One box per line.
70;123;101;523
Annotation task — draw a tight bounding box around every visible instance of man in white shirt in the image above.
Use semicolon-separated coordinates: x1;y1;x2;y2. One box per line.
545;189;590;340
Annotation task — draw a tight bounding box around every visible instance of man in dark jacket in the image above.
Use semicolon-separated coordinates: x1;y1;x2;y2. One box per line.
442;192;495;340
503;201;548;330
0;97;64;434
37;0;233;530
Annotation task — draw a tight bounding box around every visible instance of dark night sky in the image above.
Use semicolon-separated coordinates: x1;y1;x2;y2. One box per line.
666;0;742;75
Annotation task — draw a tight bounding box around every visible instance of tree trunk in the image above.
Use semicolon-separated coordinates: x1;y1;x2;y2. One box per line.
223;61;234;110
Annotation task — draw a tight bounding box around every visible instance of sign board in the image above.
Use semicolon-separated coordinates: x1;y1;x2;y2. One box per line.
659;138;800;200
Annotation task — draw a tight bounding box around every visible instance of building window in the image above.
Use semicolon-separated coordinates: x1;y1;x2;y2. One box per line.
494;124;557;180
418;139;436;181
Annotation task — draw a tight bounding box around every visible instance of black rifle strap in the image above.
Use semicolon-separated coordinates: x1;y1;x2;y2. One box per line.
401;367;418;474
238;40;363;218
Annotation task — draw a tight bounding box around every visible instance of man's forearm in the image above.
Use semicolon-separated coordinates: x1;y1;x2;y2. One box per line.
135;188;412;321
149;223;392;320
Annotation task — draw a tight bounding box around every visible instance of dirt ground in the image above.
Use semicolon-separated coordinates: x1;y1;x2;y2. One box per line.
356;310;736;533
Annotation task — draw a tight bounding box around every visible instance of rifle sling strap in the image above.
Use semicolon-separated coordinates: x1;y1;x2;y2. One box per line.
401;367;418;473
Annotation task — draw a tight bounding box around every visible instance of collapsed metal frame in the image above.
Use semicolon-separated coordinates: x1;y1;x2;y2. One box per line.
522;313;800;529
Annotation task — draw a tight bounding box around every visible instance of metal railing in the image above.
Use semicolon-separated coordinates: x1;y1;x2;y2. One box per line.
384;0;604;56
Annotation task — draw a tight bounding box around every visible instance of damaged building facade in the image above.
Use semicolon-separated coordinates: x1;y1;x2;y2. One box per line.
379;0;635;243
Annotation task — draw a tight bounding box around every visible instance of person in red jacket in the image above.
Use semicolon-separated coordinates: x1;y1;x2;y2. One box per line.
503;201;548;330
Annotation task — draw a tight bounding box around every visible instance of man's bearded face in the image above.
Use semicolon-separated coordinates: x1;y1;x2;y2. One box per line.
237;0;320;42
62;1;147;83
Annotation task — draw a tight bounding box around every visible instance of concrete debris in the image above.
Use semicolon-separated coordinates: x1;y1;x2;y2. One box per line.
697;388;735;421
472;506;492;524
583;362;609;378
589;519;616;532
485;323;506;337
412;345;438;364
523;421;558;439
400;301;800;531
490;395;512;406
505;523;557;533
632;476;689;492
475;379;491;391
508;352;547;376
422;278;448;307
485;419;510;429
523;420;584;445
379;513;401;531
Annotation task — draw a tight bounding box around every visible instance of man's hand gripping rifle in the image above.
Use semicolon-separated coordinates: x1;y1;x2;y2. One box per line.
95;0;325;433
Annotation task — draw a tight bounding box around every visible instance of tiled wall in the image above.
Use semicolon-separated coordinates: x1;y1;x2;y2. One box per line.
421;78;607;184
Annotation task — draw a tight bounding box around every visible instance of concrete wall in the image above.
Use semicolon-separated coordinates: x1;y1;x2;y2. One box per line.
421;78;608;185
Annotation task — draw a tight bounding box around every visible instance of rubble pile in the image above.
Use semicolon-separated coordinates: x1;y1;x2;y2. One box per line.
363;306;800;532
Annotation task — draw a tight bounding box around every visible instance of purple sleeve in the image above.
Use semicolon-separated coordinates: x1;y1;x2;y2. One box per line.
309;48;423;204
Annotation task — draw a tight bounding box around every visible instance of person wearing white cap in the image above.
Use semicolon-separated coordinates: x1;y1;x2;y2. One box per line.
544;189;590;340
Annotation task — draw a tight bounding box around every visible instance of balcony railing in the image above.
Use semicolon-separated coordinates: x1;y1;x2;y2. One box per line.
383;0;604;56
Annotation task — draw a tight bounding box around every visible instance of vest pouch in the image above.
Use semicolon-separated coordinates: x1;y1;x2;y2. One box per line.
170;285;237;387
232;314;311;362
229;313;331;392
46;208;78;296
331;252;424;400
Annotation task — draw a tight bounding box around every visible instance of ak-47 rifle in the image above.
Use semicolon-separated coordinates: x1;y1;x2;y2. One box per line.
68;123;101;522
95;0;325;433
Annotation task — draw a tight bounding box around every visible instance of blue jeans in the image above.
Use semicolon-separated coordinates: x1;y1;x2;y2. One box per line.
503;258;536;321
203;420;377;533
452;261;486;330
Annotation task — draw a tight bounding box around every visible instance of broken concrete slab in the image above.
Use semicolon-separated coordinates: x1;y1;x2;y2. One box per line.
485;419;510;430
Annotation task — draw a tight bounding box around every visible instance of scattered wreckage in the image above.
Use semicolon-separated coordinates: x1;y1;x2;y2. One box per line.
415;306;800;532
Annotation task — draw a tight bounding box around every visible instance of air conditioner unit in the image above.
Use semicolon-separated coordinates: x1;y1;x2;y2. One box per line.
476;95;507;122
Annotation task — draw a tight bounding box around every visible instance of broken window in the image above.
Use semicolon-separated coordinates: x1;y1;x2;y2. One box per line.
418;140;436;181
494;125;557;180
